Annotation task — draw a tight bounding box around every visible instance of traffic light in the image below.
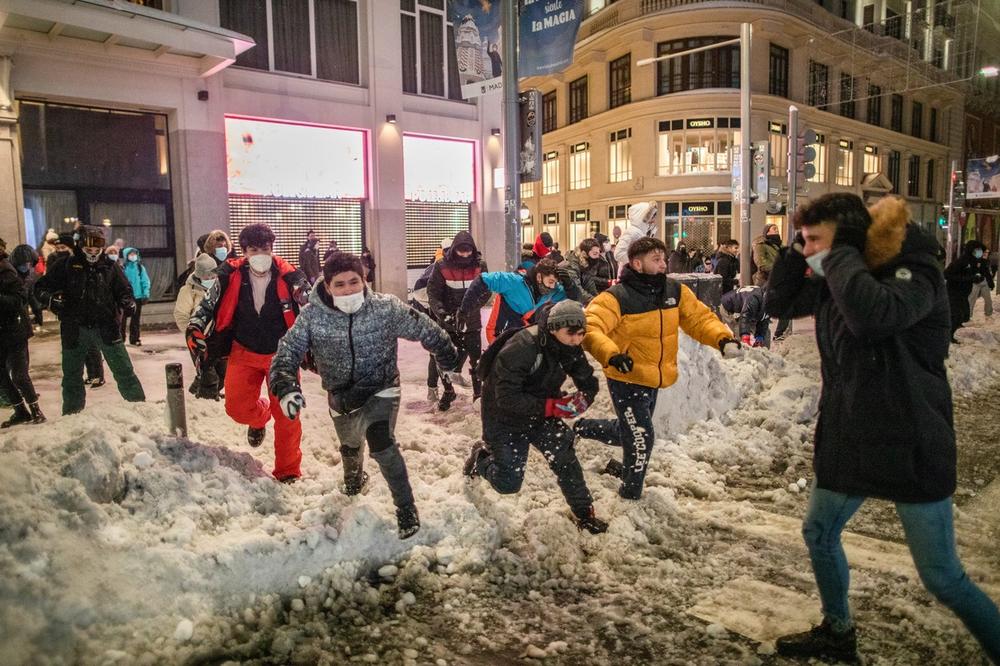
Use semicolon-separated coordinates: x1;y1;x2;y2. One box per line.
795;129;818;180
938;207;948;228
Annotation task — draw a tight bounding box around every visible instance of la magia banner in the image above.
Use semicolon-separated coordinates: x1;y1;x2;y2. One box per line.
518;0;584;77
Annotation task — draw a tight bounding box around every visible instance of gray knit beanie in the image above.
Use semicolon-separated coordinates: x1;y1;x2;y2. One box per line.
546;300;587;331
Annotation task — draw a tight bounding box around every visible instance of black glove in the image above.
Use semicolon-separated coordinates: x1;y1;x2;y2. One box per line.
440;314;457;331
48;292;65;316
833;221;868;253
974;273;984;284
120;300;136;317
719;338;744;358
789;232;806;255
608;353;634;373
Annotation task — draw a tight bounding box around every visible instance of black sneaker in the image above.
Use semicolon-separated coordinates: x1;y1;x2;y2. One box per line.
573;507;609;534
438;388;457;412
396;504;420;540
1;404;32;429
601;459;624;480
775;619;859;664
463;440;490;479
344;471;370;496
247;426;266;448
89;378;106;389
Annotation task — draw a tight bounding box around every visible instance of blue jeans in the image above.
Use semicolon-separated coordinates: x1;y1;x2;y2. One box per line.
574;378;659;499
803;485;1000;662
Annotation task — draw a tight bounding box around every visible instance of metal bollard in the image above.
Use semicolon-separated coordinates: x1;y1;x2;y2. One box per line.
166;363;188;438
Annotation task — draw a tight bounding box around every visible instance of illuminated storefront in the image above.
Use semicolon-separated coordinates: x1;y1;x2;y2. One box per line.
663;201;733;251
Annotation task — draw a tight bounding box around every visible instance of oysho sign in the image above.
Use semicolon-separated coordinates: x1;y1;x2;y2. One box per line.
682;202;715;216
686;118;715;129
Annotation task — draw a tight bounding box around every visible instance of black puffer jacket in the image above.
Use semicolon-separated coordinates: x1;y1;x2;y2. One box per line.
34;249;134;347
557;250;600;304
0;254;31;344
944;241;983;328
714;252;739;294
480;306;598;436
766;214;954;503
426;230;486;330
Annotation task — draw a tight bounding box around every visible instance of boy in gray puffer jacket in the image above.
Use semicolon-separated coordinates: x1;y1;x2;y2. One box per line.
270;252;458;539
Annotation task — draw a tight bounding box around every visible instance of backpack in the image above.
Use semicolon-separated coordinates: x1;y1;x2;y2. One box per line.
476;326;543;381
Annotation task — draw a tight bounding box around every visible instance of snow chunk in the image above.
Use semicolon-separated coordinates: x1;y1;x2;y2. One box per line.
132;451;154;469
173;619;194;642
297;576;311;589
378;564;398;579
60;433;127;504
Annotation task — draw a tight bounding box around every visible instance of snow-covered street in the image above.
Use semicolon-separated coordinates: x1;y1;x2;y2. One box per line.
2;314;999;665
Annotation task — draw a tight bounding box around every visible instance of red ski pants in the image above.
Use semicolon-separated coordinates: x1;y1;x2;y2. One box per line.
224;343;302;480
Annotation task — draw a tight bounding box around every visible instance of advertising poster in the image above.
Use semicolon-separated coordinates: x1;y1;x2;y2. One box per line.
448;0;503;99
966;157;1000;200
518;0;585;77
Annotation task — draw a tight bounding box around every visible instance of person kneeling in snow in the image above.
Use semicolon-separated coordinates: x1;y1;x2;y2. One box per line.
574;236;741;500
269;252;458;540
765;194;1000;664
720;285;771;348
463;300;608;534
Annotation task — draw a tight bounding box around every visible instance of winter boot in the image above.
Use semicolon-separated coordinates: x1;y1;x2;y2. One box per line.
247;426;266;448
438;387;457;412
396;504;420;540
28;402;46;425
463;440;490;479
1;403;32;429
341;446;370;496
602;459;624;480
471;374;482;402
573;507;609;535
427;387;439;403
775;619;858;663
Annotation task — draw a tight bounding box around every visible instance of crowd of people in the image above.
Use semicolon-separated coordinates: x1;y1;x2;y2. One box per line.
0;194;998;664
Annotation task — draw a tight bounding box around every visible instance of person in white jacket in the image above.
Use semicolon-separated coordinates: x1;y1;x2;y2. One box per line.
174;253;225;400
613;201;658;271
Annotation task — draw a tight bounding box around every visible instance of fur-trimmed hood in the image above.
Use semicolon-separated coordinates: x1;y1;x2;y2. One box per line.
864;195;937;271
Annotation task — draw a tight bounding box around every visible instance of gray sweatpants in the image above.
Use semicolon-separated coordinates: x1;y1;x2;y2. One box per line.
969;282;993;317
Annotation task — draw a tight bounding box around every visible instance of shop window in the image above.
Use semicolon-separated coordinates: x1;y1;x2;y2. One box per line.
569;142;591;190
835;139;855;186
400;0;462;99
220;0;360;85
609;129;632;182
543;151;560;195
656;117;740;175
20;101;176;300
609;54;631;109
656;36;739;95
569;76;588;124
569;209;593;248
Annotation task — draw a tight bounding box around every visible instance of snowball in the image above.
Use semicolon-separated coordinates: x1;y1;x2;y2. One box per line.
546;641;568;653
378;564;398;578
523;645;547;659
705;623;727;637
173;619;194;642
290;598;305;612
787;483;801;493
132;451;154;469
400;591;416;606
298;576;312;588
403;648;419;658
797;477;808;489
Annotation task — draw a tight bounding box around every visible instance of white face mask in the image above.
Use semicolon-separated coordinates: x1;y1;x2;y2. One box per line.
200;278;217;291
248;254;273;273
806;249;831;277
602;242;611;252
84;252;101;264
333;290;365;314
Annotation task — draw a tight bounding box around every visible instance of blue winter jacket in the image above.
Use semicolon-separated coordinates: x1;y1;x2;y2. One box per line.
269;284;458;414
122;247;151;301
461;270;566;343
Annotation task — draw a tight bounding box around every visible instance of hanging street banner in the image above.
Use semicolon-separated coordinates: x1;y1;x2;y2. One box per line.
519;89;542;182
449;0;503;99
518;0;585;77
966;157;1000;200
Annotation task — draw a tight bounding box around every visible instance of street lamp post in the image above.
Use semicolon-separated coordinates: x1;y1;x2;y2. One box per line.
501;0;521;271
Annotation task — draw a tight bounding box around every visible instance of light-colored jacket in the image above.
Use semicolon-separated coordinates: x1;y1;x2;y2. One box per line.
173;275;208;332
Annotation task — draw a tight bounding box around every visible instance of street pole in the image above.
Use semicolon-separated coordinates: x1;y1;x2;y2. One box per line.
738;22;753;287
502;0;521;270
946;158;957;263
786;105;799;242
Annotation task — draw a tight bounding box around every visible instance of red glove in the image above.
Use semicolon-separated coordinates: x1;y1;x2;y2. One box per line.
741;334;752;346
544;392;591;418
186;326;207;361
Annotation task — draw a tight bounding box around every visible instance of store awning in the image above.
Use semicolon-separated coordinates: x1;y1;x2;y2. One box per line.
861;172;894;192
0;0;254;77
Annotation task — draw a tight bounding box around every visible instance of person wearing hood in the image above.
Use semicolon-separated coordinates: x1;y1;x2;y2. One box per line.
613;201;658;271
575;236;741;500
12;244;44;330
298;230;322;285
944;240;985;343
557;238;602;305
174;253;226;400
967;243;994;318
175;233;212;292
269;252;458;540
593;233;618;292
667;241;689;274
203;230;235;266
463;300;608;534
714;239;740;294
461;257;568;345
34;225;145;414
531;232;555;265
0;239;45;427
765;193;1000;663
121;247;150;346
426;230;488;409
752;223;782;286
187;223;310;482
